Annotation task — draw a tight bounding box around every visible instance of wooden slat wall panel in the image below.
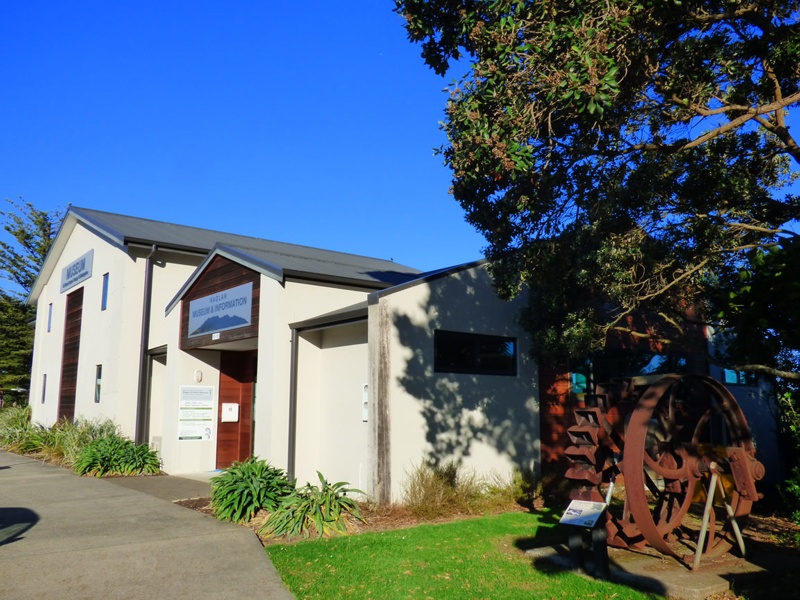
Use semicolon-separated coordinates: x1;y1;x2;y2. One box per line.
180;256;260;350
58;287;84;421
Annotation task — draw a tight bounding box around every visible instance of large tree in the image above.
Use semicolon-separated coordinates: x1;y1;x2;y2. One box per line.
0;199;64;402
0;292;35;401
1;198;62;297
396;1;800;377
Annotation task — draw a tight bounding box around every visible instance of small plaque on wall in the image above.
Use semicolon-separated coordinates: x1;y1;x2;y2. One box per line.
221;402;239;423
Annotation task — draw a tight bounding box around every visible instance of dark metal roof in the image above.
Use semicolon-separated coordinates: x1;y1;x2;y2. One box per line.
289;300;369;331
69;206;421;287
368;259;489;304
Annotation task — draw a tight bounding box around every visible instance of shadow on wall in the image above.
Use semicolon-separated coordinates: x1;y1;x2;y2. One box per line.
393;266;539;472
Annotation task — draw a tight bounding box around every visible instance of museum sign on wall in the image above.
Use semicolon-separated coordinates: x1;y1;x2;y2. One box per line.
188;282;253;338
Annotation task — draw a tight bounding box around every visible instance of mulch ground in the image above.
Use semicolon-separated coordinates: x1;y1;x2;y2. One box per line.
174;496;800;551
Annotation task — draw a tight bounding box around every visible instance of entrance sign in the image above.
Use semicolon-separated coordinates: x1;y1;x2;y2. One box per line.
560;500;607;528
60;250;94;293
178;385;215;441
188;282;253;338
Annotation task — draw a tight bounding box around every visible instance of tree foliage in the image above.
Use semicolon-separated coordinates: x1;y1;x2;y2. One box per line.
0;199;64;402
714;237;800;379
0;198;63;298
0;293;34;399
397;1;800;376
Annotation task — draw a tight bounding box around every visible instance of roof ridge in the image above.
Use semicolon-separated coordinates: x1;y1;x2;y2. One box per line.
70;206;417;268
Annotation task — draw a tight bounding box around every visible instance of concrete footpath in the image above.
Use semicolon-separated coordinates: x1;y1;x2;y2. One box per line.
0;450;294;599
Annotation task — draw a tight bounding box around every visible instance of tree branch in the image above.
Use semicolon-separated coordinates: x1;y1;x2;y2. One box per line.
625;91;800;158
638;258;709;302
729;364;800;381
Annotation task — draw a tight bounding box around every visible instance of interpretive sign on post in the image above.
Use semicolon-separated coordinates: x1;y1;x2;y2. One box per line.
559;500;607;528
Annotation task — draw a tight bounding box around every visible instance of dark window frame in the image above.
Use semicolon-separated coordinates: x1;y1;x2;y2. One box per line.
101;273;109;311
434;329;518;376
95;364;103;403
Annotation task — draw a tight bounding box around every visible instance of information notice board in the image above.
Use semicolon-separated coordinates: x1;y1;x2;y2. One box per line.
178;385;214;441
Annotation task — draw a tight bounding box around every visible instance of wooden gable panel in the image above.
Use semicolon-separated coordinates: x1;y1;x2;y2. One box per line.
180;255;260;350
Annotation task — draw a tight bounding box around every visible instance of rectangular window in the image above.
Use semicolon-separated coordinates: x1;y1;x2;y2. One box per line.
434;330;517;376
723;369;757;386
95;365;103;403
47;303;53;332
101;273;109;311
41;374;47;404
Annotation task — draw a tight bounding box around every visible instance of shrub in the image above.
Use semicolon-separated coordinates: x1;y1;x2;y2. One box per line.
260;471;364;539
510;466;539;509
1;408;121;467
0;405;33;448
58;417;119;465
784;467;800;521
27;417;119;466
403;460;471;519
210;457;293;524
73;434;161;476
402;461;526;519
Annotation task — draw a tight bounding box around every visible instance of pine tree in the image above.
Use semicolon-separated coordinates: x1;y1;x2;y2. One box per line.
0;199;65;403
0;292;35;404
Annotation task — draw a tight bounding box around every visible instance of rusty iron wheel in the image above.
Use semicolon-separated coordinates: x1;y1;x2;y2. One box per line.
619;375;756;564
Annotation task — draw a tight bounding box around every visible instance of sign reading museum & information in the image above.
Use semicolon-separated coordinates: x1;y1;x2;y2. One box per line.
60;250;94;293
188;282;253;338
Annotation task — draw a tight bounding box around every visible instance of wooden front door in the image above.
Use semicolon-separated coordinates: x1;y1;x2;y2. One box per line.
216;350;257;469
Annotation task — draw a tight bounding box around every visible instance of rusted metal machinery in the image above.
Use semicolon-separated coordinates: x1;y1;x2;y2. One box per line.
564;374;765;568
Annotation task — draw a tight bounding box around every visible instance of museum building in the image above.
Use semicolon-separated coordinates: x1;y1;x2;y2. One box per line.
27;207;540;502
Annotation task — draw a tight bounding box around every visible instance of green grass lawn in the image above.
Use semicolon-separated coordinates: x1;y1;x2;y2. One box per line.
266;511;663;599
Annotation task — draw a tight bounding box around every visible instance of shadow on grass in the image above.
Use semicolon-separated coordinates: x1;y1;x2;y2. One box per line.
513;517;668;598
515;514;800;599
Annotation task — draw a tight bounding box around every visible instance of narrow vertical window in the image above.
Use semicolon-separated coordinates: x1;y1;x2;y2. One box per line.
101;273;109;311
41;374;47;404
95;365;103;403
47;303;53;332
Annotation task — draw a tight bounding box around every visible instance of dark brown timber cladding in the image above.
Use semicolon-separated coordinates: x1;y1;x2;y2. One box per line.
180;255;260;350
58;287;84;420
216;350;256;469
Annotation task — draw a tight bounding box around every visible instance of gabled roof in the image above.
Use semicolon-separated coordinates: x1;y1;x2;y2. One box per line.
282;260;492;331
368;259;489;304
29;206;422;303
289;300;369;331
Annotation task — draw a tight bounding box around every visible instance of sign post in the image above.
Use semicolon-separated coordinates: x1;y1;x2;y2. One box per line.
559;500;610;580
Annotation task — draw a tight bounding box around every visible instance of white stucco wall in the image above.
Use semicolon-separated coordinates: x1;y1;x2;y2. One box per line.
29;224;146;434
147;249;203;350
156;346;221;474
253;277;372;473
293;323;369;490
369;264;541;503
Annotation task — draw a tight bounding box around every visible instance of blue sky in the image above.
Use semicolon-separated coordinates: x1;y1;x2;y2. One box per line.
1;1;486;272
4;3;799;276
